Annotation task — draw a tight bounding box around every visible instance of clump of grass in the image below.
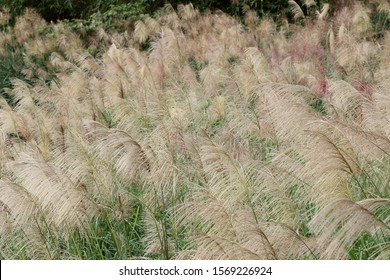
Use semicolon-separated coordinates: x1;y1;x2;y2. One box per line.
0;3;390;260
0;46;30;105
188;56;208;82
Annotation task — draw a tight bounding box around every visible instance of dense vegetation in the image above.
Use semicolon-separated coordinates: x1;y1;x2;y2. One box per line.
0;1;390;259
0;0;338;22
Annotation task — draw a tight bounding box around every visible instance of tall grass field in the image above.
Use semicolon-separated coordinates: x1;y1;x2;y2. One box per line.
0;1;389;259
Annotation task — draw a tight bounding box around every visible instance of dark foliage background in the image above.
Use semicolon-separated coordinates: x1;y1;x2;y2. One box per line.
0;0;292;21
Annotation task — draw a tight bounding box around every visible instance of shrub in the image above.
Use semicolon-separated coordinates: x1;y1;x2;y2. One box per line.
0;0;128;21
